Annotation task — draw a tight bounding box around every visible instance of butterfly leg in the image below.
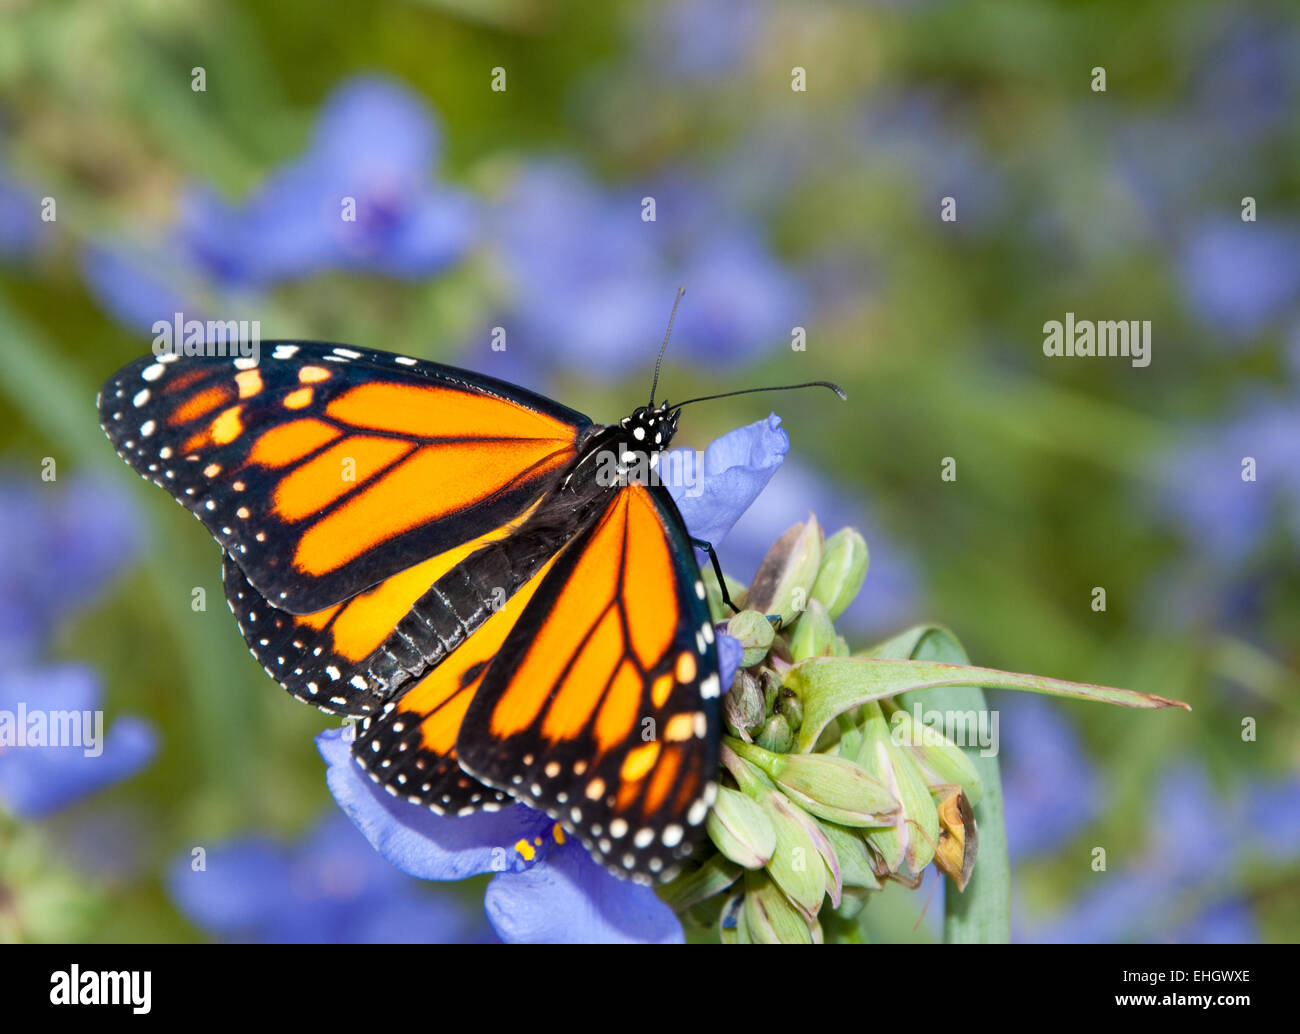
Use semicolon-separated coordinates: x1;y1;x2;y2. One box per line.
690;536;739;614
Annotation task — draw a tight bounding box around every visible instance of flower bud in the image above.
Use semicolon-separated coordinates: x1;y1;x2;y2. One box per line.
755;713;793;753
745;514;823;628
819;822;881;891
854;702;940;878
881;699;983;806
730;740;897;827
706;785;777;870
787;597;838;662
722;669;765;738
742;870;815;944
724;609;776;667
810;528;868;620
775;685;804;731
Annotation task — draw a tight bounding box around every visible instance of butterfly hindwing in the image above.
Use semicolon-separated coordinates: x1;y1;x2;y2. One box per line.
349;545;569;813
456;481;721;883
99;342;591;614
220;505;543;716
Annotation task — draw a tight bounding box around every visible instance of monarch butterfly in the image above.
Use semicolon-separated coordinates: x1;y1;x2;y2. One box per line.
97;296;842;883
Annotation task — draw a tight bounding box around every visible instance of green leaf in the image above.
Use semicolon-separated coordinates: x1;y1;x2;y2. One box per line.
790;651;1189;753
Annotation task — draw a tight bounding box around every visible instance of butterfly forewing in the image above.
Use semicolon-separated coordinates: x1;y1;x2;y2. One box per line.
98;342;590;614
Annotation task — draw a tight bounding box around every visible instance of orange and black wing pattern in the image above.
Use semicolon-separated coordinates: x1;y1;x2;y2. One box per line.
454;482;722;883
98;342;590;615
220;505;532;716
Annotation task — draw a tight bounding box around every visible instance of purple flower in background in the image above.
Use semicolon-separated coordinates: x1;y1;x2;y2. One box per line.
0;476;156;816
0;153;45;260
998;694;1100;861
168;813;488;943
80;240;218;337
1155;395;1300;568
1178;217;1300;340
0;665;155;817
0;475;141;666
1019;764;1274;944
180;77;476;287
314;419;779;942
637;0;768;82
487;161;804;376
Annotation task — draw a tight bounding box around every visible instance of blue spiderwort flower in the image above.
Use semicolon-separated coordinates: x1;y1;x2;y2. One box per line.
0;476;156;815
998;695;1100;861
1016;764;1281;944
1178;217;1300;340
0;665;156;818
487;162;804;376
0;152;45;260
168;813;490;943
179;77;476;287
316;419;782;942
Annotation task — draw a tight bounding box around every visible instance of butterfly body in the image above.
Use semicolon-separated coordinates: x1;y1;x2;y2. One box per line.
99;341;719;882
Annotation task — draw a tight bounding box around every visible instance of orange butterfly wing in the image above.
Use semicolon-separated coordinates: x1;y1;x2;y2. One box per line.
454;482;721;883
99;342;590;614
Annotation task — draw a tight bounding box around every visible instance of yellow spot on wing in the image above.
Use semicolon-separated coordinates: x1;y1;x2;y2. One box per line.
620;741;660;783
514;839;536;862
284;387;313;410
235;369;263;399
211;406;243;445
298;366;330;384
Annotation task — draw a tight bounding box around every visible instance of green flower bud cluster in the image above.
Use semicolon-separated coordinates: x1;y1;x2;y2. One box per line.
663;516;983;944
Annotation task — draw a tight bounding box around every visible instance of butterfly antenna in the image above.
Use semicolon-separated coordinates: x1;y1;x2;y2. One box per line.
673;380;847;408
649;286;686;407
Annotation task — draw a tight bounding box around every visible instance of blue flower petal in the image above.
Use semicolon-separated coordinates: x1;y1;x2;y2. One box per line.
484;842;684;944
716;632;743;688
0;665;157;817
317;727;551;881
667;414;789;546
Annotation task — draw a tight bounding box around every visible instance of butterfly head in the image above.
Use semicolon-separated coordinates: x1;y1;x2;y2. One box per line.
620;401;679;453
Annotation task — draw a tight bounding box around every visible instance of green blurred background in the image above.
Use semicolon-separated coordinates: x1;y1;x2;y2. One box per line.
0;0;1297;943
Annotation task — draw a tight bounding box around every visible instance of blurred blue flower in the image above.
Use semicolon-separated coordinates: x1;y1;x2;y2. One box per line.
487;161;804;375
0;474;141;666
0;664;156;818
314;418;780;941
0;154;45;260
80;240;217;337
82;77;474;333
179;77;476;287
997;694;1100;861
1241;776;1300;861
168;812;489;943
1154;394;1300;568
0;475;156;817
856;94;1007;234
1178;217;1300;340
637;0;769;82
1019;764;1268;944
